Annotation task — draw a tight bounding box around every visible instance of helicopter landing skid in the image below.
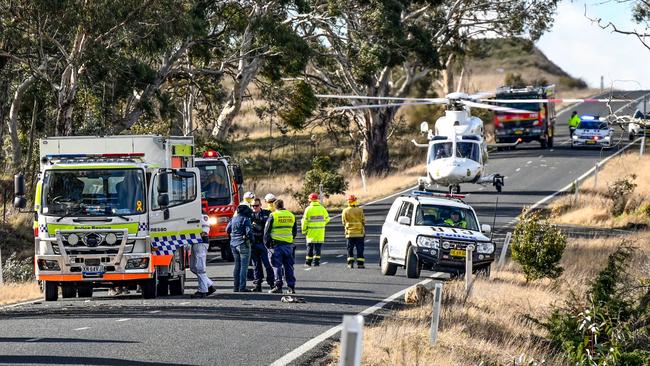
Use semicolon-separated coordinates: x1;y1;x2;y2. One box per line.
477;174;504;193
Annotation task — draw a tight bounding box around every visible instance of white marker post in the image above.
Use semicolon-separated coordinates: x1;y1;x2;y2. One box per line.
340;315;364;366
498;232;512;268
429;282;443;345
594;162;599;189
0;248;3;285
360;169;367;192
573;179;579;203
465;245;474;292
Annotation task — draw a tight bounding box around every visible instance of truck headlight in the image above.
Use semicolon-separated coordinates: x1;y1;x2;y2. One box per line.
208;216;218;225
67;233;79;246
126;257;149;269
604;135;610;140
105;233;117;245
476;242;495;254
572;134;578;140
216;216;230;224
417;236;439;248
37;259;60;271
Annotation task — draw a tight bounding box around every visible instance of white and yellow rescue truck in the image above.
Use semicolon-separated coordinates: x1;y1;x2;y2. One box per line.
13;135;203;301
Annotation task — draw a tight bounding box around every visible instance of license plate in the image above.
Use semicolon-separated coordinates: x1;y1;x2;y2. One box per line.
82;266;104;274
514;130;523;135
450;249;466;257
586;140;596;144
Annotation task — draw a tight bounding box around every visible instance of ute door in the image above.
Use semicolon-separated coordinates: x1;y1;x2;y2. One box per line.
149;168;203;269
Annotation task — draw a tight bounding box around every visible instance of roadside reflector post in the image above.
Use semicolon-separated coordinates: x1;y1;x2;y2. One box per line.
498;232;513;268
641;134;646;158
360;169;367;192
430;282;443;345
465;245;474;292
319;183;324;204
339;315;364;366
573;179;579;203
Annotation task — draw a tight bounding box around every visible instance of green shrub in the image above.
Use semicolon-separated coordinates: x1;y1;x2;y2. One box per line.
2;252;34;283
608;175;637;217
292;156;348;209
511;210;566;282
544;244;650;365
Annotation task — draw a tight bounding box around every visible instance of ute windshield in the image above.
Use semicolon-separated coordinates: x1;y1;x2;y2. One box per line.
197;162;232;205
42;169;146;217
414;204;479;231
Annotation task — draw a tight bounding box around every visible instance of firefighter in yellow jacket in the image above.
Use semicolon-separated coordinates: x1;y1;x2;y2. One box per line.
301;193;330;266
342;194;366;269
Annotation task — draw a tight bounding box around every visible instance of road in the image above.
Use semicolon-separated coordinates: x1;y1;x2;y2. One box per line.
0;90;647;366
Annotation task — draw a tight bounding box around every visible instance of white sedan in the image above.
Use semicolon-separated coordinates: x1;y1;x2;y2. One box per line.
572;117;613;148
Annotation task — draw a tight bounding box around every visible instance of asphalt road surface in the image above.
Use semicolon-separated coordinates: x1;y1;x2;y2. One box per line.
0;90;647;366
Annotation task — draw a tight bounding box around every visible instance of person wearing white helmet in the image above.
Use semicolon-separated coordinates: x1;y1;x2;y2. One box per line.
264;193;277;212
243;191;255;205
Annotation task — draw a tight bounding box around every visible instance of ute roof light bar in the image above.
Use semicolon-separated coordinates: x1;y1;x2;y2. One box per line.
411;190;467;202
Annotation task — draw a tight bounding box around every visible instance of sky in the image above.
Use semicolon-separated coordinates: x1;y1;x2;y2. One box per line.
536;0;650;90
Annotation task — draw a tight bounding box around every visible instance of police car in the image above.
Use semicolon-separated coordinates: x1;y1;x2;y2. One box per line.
379;192;495;278
571;116;613;148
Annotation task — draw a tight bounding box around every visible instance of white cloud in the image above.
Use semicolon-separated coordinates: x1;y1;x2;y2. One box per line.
536;1;650;90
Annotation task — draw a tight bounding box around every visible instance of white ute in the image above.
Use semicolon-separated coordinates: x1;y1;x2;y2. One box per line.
379;192;495;278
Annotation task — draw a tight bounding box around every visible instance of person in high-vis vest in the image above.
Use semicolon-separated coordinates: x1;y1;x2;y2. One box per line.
263;199;298;294
444;211;467;229
342;194;365;269
264;193;277;212
301;193;330;267
568;111;580;137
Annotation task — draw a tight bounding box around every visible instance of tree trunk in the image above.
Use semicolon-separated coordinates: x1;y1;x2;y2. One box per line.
0;78;10;167
55;30;87;136
361;109;394;175
8;74;36;170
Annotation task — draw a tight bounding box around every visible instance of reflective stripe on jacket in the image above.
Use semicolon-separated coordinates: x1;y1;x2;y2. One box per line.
444;218;467;229
301;201;330;243
270;209;296;244
342;205;365;238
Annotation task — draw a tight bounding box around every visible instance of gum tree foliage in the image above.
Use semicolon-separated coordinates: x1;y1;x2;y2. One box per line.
587;0;650;52
292;155;348;208
298;0;558;175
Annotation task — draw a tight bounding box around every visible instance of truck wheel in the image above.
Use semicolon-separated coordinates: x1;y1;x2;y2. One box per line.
169;274;185;296
157;277;169;296
61;283;77;298
77;286;93;298
405;246;421;279
44;281;58;302
380;244;397;276
221;245;234;262
141;272;158;299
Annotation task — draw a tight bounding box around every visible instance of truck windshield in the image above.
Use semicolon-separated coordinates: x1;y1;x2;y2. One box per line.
42;169;146;217
197;163;231;205
414;204;479;231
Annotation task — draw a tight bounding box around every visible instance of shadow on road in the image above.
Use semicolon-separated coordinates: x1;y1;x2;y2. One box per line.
0;337;137;344
0;355;190;366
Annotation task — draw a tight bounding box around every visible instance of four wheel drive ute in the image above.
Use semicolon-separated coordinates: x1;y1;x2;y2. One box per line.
379;192;495;279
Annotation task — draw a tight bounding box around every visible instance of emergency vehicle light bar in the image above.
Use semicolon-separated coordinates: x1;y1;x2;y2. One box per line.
203;150;222;158
412;191;466;200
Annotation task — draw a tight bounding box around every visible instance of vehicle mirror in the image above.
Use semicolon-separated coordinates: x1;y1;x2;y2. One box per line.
13;196;27;209
232;165;244;185
481;224;492;234
14;173;25;196
158;193;169;208
157;172;169;193
420;122;429;134
398;216;411;226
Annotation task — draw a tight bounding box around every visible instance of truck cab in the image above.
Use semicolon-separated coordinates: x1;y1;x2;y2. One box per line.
14;136;202;301
195;150;243;262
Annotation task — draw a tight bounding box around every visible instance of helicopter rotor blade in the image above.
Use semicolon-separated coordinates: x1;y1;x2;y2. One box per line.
461;100;532;114
315;94;441;103
483;98;633;104
328;101;445;111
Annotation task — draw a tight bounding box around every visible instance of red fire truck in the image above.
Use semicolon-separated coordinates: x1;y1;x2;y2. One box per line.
196;150;243;261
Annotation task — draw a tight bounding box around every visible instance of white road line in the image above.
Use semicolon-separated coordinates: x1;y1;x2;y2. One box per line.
116;318;130;322
321;262;328;265
336;254;344;258
25;337;43;342
304;268;312;271
515;168;521;172
269;275;438;366
149;310;161;314
73;327;90;331
0;299;40;310
179;302;190;305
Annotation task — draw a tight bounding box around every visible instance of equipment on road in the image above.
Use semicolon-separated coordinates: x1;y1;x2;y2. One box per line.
13;135;202;301
195;149;244;262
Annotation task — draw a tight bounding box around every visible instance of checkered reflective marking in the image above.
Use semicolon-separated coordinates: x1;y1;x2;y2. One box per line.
138;222;148;232
151;234;201;256
39;224;47;233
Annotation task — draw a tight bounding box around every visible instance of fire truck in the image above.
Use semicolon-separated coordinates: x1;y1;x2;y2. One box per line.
195;150;243;262
493;85;557;149
13;135;201;301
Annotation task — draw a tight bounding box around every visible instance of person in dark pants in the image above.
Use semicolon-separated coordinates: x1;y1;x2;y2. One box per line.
342;194;366;269
263;199;298;294
226;204;254;292
250;197;275;292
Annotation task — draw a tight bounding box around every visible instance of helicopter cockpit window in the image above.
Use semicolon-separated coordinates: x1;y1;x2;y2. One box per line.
429;142;453;161
456;142;480;162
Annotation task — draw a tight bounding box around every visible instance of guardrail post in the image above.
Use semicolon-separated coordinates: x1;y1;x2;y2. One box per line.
498;232;512;268
465;245;474;292
430;282;443;345
339;315;364;366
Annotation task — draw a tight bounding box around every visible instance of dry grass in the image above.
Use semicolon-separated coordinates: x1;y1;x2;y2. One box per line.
550;153;650;228
0;282;41;306
326;232;650;366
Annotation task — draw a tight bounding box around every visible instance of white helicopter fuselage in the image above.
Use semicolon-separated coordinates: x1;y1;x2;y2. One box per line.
427;156;484;186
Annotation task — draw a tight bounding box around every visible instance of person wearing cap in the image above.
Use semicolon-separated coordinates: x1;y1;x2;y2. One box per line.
342;194;366;269
250;197;275;291
444;211;467;229
264;193;277;212
263;199;298;293
226;203;254;292
301;193;330;267
190;212;216;298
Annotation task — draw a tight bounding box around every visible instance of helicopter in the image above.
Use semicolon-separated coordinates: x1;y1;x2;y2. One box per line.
317;91;632;194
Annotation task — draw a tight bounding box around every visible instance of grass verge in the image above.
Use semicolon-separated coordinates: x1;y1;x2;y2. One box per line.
0;282;41;306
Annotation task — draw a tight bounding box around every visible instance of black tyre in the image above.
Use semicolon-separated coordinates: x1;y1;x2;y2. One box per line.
221;245;234;262
44;281;58;302
157;277;169;296
380;244;397;276
61;283;77;298
405;246;421;279
169;274;185;296
141;272;157;299
77;286;93;298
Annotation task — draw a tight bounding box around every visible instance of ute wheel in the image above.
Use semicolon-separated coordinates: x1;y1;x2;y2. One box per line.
169;274;185;296
405;246;421;279
77;286;93;298
44;281;58;302
221;245;234;262
61;283;77;298
141;272;158;299
380;244;397;276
